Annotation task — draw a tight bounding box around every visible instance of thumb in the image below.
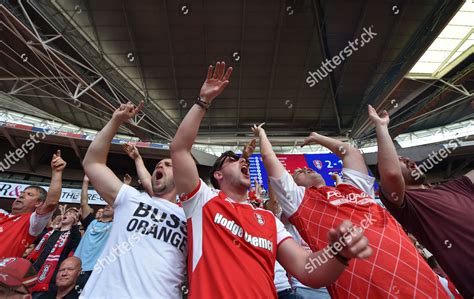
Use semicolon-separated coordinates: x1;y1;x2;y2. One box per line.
301;138;310;148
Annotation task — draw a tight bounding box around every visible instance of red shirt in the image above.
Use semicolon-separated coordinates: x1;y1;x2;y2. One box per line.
181;180;291;299
271;170;449;299
0;210;52;258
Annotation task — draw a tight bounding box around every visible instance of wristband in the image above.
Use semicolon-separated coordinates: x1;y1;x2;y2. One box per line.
195;97;210;110
334;252;350;266
329;244;350;266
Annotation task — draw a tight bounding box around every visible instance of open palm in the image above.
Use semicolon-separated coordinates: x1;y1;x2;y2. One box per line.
368;105;390;126
200;61;233;103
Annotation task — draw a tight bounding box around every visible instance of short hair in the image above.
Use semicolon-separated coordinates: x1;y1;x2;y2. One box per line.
209;151;235;189
24;186;47;202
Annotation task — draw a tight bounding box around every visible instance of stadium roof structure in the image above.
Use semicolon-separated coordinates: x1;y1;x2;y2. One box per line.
0;0;472;148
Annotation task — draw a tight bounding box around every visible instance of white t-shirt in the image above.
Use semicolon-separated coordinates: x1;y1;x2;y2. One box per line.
274;261;291;292
81;185;187;299
284;223;309;289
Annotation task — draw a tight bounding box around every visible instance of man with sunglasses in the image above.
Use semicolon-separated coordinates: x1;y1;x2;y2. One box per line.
170;61;372;299
253;123;450;298
369;105;474;298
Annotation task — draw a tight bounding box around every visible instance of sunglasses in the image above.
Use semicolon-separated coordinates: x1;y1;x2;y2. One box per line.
215;151;249;172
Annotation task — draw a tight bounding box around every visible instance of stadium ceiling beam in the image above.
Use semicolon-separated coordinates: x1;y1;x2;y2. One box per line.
264;0;285;123
449;157;474;178
122;0;150;125
235;0;247;130
310;0;342;133
20;1;177;139
290;7;320;128
350;0;464;139
162;0;183;122
0;127;34;171
83;0;105;59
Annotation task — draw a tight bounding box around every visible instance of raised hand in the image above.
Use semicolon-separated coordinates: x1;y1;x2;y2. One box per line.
301;132;321;147
242;139;257;160
123;173;132;185
199;61;233;104
112;101;144;123
58;204;67;216
327;220;372;262
368;105;389;127
51;150;66;173
331;172;343;185
251;123;266;137
121;143;140;160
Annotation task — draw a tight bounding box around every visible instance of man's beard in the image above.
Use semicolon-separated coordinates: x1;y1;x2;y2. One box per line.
153;179;174;195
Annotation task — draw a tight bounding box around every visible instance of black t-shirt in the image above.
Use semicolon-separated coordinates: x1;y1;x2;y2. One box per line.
81;213;95;231
37;285;81;299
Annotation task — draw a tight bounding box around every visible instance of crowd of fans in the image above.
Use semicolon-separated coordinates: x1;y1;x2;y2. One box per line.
0;62;472;299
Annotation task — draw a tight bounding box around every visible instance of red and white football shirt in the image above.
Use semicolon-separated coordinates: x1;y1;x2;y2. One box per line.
0;209;53;258
270;169;449;299
182;180;291;299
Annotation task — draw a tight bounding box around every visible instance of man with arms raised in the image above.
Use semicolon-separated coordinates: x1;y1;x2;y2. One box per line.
81;102;187;298
0;151;66;259
255;123;450;298
74;175;113;288
170;61;372;298
369;105;474;298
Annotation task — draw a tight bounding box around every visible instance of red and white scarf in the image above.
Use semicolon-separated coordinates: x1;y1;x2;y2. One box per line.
28;229;72;292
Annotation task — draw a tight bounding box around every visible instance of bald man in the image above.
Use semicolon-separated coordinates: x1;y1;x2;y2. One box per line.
37;257;82;299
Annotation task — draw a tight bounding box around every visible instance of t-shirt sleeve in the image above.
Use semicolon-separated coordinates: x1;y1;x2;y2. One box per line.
441;175;474;197
29;210;54;237
275;217;292;246
114;184;141;208
81;213;95;231
341;168;375;198
180;179;217;219
269;171;305;217
379;188;418;232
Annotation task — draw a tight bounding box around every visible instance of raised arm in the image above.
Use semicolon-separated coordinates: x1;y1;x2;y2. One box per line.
37;150;66;214
278;220;372;288
368;105;405;206
83;101;143;205
170;62;232;195
302;132;367;175
121;143;153;196
252;123;286;178
80;175;94;219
